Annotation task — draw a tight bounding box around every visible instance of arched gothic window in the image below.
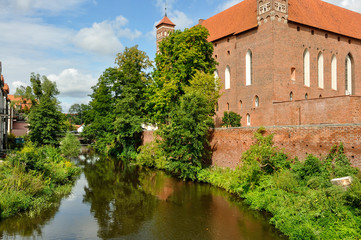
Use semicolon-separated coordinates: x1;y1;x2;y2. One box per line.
246;50;252;86
345;54;353;95
331;55;337;90
303;49;310;87
289;92;293;101
225;66;230;89
318;52;324;89
255;96;259;107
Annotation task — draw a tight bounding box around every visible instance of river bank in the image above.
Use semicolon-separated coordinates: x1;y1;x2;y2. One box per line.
0;144;80;220
137;129;361;239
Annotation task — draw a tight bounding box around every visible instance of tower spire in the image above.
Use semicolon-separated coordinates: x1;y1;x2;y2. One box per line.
165;1;167;17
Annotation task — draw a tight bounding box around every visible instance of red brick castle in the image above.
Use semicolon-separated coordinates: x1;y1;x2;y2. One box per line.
154;0;361;168
157;0;361;128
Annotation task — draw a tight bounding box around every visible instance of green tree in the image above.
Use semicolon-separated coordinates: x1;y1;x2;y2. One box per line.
113;46;152;160
16;73;66;146
147;25;217;124
222;111;242;127
68;103;90;125
83;46;152;158
82;68;118;152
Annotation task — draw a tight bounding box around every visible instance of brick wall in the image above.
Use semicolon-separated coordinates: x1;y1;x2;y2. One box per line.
143;124;361;170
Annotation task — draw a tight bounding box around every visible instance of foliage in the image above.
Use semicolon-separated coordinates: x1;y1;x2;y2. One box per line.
16;73;66;146
147;25;217;125
158;92;215;180
222;111;242;127
112;46;152;160
60;132;81;158
82;67;118;152
67;103;90;125
195;129;361;240
83;46;151;159
0;143;80;219
136;141;167;169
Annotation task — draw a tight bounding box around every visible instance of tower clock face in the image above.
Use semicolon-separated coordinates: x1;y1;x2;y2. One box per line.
259;1;271;15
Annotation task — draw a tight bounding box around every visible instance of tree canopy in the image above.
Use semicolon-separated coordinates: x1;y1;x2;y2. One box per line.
15;73;66;146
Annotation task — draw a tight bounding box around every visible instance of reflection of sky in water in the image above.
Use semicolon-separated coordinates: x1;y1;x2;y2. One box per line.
36;174;99;240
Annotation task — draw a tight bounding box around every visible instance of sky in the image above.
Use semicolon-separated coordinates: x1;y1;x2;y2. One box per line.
0;0;360;112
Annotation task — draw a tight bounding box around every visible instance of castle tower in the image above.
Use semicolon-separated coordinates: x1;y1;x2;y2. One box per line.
257;0;288;25
156;14;175;53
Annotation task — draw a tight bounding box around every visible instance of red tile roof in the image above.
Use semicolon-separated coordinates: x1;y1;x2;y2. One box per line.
8;95;32;110
288;0;361;40
201;0;257;42
3;84;9;94
200;0;361;42
156;15;176;28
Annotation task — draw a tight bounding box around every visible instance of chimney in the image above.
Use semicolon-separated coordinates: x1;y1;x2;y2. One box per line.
198;19;205;25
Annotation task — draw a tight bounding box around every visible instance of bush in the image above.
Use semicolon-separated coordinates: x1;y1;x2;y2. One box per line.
60;132;81;158
136;141;167;169
0;143;80;219
222;111;241;127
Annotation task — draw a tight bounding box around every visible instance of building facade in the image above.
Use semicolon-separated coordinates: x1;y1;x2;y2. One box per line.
156;0;361;128
0;61;11;152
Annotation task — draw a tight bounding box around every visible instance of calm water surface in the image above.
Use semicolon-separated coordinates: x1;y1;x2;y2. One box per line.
0;153;285;240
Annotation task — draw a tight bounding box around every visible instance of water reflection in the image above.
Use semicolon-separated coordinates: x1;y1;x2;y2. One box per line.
82;158;157;239
0;153;285;240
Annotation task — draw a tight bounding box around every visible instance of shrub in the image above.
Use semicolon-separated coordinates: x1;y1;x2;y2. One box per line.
136;141;167;169
60;132;81;158
222;111;241;127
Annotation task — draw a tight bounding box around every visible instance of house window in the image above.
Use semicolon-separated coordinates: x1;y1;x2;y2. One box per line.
305;93;308;99
345;54;353;95
331;55;337;90
318;52;324;89
290;92;293;101
246;114;251;126
227;102;230;111
246;50;252;86
303;49;310;87
291;67;296;81
225;66;231;89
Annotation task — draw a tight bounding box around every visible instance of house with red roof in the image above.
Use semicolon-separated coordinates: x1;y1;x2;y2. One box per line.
157;0;361;127
0;61;11;152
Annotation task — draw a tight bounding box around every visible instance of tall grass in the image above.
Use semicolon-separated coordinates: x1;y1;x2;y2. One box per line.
0;143;81;219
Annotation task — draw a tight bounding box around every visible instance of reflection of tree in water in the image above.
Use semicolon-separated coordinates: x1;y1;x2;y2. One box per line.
0;197;62;238
82;158;157;239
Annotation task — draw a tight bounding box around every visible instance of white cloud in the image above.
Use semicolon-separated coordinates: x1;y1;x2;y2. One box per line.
217;0;243;12
12;81;28;91
74;21;124;56
47;68;97;98
324;0;361;13
74;15;142;56
0;0;87;15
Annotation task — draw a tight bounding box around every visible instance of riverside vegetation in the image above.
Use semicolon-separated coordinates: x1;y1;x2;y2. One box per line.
81;25;361;239
0;74;81;220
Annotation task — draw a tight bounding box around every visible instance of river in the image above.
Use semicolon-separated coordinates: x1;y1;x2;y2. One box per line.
0;153;285;239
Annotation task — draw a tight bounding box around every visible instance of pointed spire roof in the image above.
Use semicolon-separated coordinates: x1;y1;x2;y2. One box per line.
156;15;176;28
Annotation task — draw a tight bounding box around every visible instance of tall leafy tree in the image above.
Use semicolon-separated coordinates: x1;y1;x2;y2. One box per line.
113;46;152;159
82;67;119;152
16;73;66;146
147;25;217;125
83;46;152;158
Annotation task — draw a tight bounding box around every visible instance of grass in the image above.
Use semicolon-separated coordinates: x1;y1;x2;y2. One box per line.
0;143;81;220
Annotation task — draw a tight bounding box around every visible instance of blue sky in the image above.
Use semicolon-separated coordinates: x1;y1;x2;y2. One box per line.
0;0;360;112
